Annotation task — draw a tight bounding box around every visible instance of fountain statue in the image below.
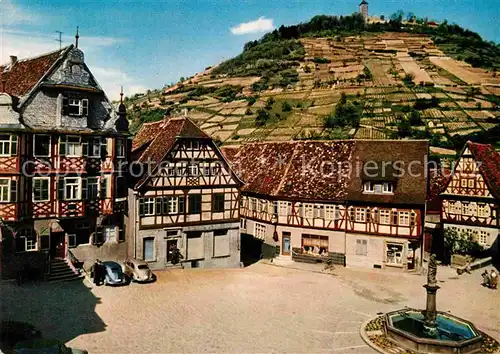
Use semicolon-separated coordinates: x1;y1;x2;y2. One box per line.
423;254;440;337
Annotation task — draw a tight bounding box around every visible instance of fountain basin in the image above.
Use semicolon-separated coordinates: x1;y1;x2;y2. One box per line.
385;310;483;354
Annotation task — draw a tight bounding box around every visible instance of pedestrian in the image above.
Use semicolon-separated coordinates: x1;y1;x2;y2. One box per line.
490;269;498;290
97;260;105;285
481;270;490;287
93;259;100;285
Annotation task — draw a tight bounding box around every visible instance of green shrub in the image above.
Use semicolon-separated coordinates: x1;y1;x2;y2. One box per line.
313;57;331;64
281;101;292;112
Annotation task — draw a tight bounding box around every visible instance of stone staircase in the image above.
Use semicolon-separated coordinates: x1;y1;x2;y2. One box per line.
48;258;84;283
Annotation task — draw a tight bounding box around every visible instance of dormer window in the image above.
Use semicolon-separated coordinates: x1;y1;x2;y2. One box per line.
63;97;89;116
363;181;394;194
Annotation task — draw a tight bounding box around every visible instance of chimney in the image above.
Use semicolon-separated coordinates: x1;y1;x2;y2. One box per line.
10;56;17;66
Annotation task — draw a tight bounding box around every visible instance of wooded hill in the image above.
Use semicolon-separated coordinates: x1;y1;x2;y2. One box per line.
125;12;499;155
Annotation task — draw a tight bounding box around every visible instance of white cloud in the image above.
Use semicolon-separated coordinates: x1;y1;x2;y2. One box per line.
230;17;274;35
0;28;146;101
91;67;148;101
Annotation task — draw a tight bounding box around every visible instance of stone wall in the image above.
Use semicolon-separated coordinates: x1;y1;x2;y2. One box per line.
71;242;128;272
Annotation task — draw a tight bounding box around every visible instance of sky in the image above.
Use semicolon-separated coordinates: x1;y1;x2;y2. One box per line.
1;0;499;100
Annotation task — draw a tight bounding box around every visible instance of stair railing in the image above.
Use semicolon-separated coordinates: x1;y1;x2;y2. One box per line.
67;249;82;275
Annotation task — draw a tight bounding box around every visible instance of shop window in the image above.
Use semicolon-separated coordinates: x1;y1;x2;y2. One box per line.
143;238;155;261
301;234;329;256
386;243;403;266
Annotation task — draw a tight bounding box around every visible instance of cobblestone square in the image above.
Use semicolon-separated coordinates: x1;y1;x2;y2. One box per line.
2;262;498;353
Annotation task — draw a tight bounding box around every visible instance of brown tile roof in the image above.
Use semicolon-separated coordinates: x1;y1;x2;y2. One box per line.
132;119;167;152
133;116;210;188
467;141;500;199
0;47;69;98
346;140;429;205
226;140;428;205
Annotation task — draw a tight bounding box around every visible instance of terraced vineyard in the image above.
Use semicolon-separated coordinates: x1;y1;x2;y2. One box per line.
127;28;499;151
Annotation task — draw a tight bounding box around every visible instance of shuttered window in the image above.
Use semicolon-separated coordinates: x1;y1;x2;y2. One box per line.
356;239;368;256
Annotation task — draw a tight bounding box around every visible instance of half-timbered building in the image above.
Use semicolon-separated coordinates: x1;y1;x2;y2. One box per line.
223;140;428;271
127;116;242;269
440;141;499;255
0;41;129;279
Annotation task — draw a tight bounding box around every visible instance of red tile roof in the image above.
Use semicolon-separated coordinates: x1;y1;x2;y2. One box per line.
224;140;428;204
132;116;210;188
467;141;500;199
0;47;69;98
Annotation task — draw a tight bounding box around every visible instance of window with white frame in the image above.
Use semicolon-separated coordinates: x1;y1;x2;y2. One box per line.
259;199;267;213
477;204;490;218
460;178;467;188
64;178;81;200
255;223;266;240
386;243;403;265
0;178;10;202
278;201;288;216
363;182;393;194
65;98;89;116
139;198;155;216
33;135;51;157
399;211;410;226
16;229;37;252
315;205;324;219
303;204;314;218
188;163;199;176
325;205;336;220
462;202;472;216
88;138;102;157
380;209;391;224
356;239;368;256
116;139;126;158
0;134;17;156
479;231;489;246
355;208;366;222
250;198;257;212
85;177;99;199
33;178;50;202
240;218;247;230
59;136;81;156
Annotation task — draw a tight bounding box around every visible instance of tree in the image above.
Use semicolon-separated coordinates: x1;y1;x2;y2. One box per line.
390;10;404;23
396;117;412;137
256;109;270;126
403;73;415;86
408;109;423;125
281;101;292;112
406;12;416;22
380;15;385;21
265;97;275;110
443;228;483;264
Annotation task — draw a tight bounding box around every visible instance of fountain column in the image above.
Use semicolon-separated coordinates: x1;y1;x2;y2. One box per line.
423;254;440;337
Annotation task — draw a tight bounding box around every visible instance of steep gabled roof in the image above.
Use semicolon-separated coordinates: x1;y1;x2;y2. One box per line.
132;116;211;188
427;167;451;213
223;140;428;204
0;46;71;98
466;141;500;199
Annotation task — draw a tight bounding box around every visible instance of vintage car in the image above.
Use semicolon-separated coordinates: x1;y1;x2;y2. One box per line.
122;259;156;283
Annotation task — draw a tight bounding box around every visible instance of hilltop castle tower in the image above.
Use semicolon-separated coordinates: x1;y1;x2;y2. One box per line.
359;0;368;22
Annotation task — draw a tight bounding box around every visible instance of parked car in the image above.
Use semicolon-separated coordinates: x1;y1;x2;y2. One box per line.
102;261;128;286
122;259;156;283
14;339;87;354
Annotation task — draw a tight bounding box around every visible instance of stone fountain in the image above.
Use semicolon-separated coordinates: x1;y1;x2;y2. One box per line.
384;254;484;354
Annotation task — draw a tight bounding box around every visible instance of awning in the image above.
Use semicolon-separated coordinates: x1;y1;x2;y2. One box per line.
34;220;51;236
49;220;64;233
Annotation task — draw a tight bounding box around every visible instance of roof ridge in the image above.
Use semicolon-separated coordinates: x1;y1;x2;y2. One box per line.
0;45;72;68
275;142;302;196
